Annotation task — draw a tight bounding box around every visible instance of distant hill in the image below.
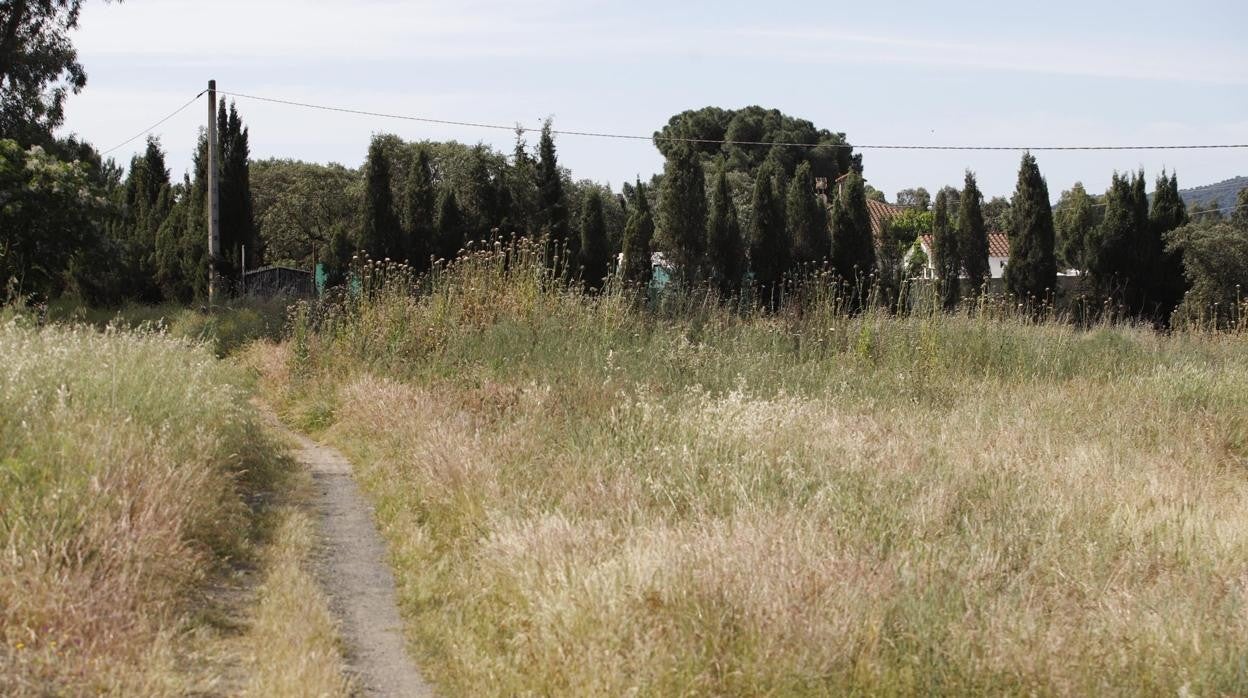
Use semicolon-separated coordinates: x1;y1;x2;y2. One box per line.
1178;176;1247;211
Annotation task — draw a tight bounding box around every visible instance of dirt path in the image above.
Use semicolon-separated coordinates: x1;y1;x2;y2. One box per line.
276;419;434;697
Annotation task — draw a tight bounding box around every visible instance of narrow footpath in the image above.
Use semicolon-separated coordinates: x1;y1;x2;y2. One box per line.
276;419;433;697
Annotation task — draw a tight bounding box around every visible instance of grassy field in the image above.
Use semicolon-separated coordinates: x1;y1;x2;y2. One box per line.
0;318;349;695
257;242;1248;695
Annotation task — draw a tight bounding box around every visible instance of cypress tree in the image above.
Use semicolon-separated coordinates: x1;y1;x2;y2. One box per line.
536;120;570;251
1054;182;1099;273
1088;173;1136;302
958;171;989;297
658;144;708;284
706;160;745;296
1003;152;1057;302
360;137;401;260
786;161;829;266
621;181;655;288
217;101;256;282
747;162;788;305
578;188;609;290
1149;170;1189;321
434;188;464;262
932;188;960;309
399;147;436;270
829;171;875;293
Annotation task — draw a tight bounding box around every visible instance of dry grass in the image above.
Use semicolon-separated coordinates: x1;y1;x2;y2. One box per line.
242;497;354;698
260;243;1248;695
0;318;350;695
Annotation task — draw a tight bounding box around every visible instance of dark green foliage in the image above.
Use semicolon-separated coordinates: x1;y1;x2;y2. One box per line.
1189;200;1224;222
0;138;105;300
435;188;464;262
536;120;570;248
118;136;172;300
982;196;1012;233
1232;188;1248;229
706;161;745;296
658;145;707;284
1053;182;1100;273
1003;153;1057;301
896;187;931;210
747;163;788;294
578;189;609;290
620;181;654;287
360;136;401;260
875;216;913;310
932;188;960;309
1088;173;1134;292
829;171;875;291
786;162;828;266
958;171;989;297
217;101;257;283
0;0;92;145
1149;171;1189;320
888;208;933;244
251;158;357;271
400;148;436;269
653;105;853;182
1166;220;1248;326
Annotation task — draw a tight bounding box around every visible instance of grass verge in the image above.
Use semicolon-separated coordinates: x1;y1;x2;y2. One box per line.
0;317;349;695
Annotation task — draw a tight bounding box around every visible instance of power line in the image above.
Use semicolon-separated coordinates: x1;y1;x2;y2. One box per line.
100;91;205;156
216;89;1248;152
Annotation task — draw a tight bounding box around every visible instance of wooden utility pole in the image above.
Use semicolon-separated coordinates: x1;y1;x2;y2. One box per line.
207;79;221;303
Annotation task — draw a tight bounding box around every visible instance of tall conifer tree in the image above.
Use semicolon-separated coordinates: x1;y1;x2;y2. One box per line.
1089;172;1136;304
434;188;464;262
1003;152;1057;301
217;101;256;282
747;162;788;306
1054;182;1099;273
658;144;708;284
829;172;875;291
1149;171;1189;321
932;188;960;309
706;160;745;296
958;171;989;297
620;181;655;287
578;188;609;289
786;161;829;266
536;120;570;251
360;137;401;260
400;147;436;270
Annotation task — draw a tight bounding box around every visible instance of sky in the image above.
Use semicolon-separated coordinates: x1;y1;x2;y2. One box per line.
60;0;1248;202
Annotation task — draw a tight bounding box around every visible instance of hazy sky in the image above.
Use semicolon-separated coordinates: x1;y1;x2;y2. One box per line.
61;0;1248;201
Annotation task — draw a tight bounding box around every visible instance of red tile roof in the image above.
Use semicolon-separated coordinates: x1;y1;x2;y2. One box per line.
919;232;1010;257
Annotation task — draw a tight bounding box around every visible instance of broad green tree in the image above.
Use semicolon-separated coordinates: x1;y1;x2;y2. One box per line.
896;187;931;210
958;171;989;296
706;160;745;295
658;144;707;284
1003;152;1057;301
786;162;829;266
1232;187;1248;229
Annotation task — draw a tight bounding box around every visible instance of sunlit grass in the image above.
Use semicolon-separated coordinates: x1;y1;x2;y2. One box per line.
260;239;1248;695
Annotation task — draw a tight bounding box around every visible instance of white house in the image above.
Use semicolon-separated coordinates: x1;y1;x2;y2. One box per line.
915;233;1011;279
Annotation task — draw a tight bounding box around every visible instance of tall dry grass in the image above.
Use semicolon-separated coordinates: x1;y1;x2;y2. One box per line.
265;239;1248;695
0;319;285;694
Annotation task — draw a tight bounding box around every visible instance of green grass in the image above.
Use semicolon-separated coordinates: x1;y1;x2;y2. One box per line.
259;240;1248;696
